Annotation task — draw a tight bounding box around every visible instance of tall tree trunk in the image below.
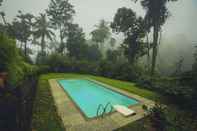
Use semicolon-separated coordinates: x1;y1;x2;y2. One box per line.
99;42;105;59
1;13;8;34
60;34;63;54
59;26;64;54
146;33;150;72
129;36;138;65
151;24;159;76
41;34;45;55
24;41;27;56
20;41;23;49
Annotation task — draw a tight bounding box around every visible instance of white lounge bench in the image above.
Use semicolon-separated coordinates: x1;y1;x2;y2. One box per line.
113;105;135;116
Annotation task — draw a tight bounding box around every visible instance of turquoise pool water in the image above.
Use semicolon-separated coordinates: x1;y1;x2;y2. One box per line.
58;79;138;118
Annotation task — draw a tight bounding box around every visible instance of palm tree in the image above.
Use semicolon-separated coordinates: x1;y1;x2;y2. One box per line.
135;0;177;75
33;13;54;54
16;11;34;56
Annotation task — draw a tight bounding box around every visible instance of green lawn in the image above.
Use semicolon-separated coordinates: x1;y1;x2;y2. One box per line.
32;73;162;131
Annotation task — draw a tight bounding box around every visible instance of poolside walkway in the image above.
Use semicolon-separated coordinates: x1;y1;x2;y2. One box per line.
49;78;154;131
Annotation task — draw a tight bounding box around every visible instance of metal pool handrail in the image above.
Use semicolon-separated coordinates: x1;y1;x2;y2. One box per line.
97;104;105;117
96;102;113;118
104;102;113;114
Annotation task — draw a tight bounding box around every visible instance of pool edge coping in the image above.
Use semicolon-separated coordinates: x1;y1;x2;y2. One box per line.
57;78;141;120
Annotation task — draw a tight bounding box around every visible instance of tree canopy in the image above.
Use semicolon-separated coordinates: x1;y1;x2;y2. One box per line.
91;20;111;50
66;24;86;59
111;7;147;64
33;13;55;54
47;0;75;54
13;11;34;56
0;0;3;6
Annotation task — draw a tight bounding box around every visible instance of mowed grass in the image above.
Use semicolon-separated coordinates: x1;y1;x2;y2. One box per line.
32;73;162;131
88;76;161;101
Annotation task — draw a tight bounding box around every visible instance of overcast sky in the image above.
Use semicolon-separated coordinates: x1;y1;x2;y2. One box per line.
1;0;197;42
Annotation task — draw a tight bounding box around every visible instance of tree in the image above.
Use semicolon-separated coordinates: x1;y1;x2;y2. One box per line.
0;0;9;35
0;13;8;35
66;24;87;60
173;56;184;76
0;11;6;25
111;7;147;64
134;0;178;75
15;11;34;56
106;49;120;62
87;44;102;61
91;19;111;51
0;0;3;6
33;13;54;55
0;34;18;72
0;0;5;24
148;103;169;131
47;0;75;54
109;37;116;50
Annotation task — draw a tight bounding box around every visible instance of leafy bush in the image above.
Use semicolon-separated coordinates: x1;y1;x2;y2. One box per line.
148;103;169;131
73;60;99;74
98;60;114;77
37;53;145;83
98;60;143;81
145;103;197;131
0;34;17;72
37;53;99;74
0;34;38;86
44;53;68;72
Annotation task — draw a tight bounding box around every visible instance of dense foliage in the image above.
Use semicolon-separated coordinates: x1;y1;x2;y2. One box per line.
33;13;55;54
91;20;111;51
47;0;75;54
66;24;88;59
0;34;38;86
111;7;147;64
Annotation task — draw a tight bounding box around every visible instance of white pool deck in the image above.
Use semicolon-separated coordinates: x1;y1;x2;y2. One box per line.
48;78;155;131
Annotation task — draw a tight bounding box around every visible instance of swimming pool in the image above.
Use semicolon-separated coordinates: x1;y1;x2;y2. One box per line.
58;79;138;118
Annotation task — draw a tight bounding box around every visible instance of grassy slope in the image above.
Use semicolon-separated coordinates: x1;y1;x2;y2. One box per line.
32;73;162;131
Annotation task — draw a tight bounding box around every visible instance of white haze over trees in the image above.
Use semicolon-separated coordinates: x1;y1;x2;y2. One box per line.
1;0;197;75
